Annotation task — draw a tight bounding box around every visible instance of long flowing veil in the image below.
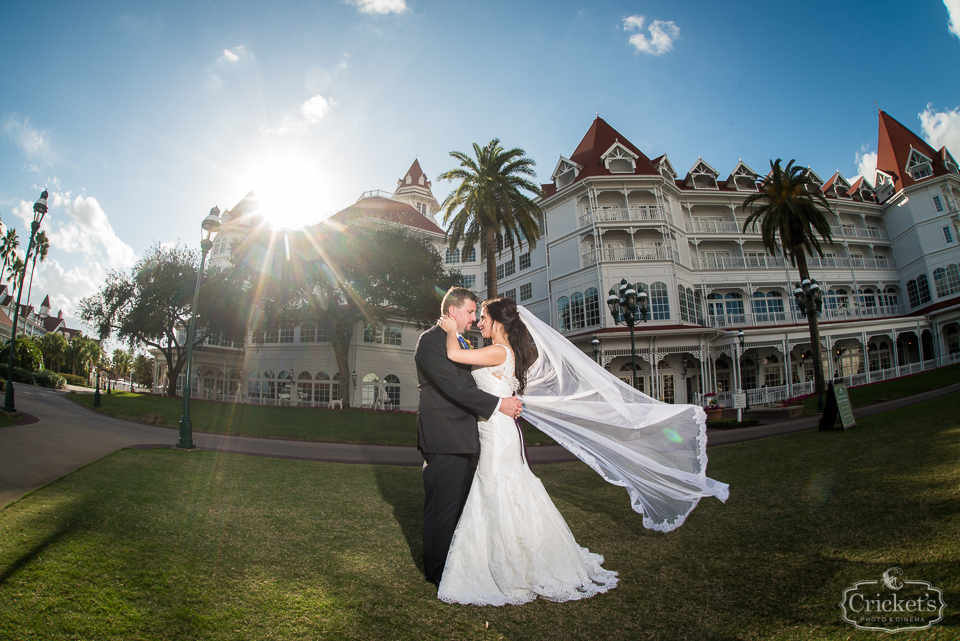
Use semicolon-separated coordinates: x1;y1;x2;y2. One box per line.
517;306;729;532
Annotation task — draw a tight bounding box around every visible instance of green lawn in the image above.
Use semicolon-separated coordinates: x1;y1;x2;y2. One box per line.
66;391;556;446
799;361;960;415
2;394;958;639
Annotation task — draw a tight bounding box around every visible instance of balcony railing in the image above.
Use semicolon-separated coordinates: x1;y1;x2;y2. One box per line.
691;256;787;270
582;245;674;265
683;219;889;241
684;220;741;234
578;205;666;227
705;304;902;328
830;225;890;241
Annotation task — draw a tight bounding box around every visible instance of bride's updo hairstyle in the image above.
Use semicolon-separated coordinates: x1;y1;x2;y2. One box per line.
482;297;533;395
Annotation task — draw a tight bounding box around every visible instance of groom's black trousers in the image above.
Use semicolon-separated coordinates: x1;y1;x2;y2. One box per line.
421;451;476;585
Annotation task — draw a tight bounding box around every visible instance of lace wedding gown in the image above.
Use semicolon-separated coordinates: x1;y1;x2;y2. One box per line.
438;344;618;606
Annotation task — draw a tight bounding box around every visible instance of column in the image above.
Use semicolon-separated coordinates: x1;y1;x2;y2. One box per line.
892;332;900;377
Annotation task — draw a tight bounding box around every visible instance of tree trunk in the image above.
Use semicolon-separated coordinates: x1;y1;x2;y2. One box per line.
484;224;497;298
328;315;357;409
795;248;824;402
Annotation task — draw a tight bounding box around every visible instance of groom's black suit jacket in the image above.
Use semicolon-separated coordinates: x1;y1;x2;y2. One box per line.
415;325;499;454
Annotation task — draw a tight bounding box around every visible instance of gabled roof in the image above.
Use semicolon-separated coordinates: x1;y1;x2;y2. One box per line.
0;308;11;329
40;294;51;309
876;110;950;192
724;160;759;190
562;117;660;186
846;176;877;202
395;159;434;195
223;191;267;229
821;172;852;197
329;195;444;235
43;315;65;333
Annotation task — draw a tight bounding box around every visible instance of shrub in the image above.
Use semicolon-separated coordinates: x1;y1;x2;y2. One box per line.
706;418;760;429
61;373;90;387
0;336;43;372
36;369;67;389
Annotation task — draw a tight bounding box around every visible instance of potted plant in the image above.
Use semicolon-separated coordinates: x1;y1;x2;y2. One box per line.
703;393;723;421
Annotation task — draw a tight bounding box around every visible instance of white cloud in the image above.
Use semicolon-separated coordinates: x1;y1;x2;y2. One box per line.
854;144;877;185
265;94;336;134
209;46;252;89
218;45;250;65
623;15;680;56
2;115;56;162
27;258;106;322
945;0;960;39
350;0;407;14
11;192;137;271
919;104;960;157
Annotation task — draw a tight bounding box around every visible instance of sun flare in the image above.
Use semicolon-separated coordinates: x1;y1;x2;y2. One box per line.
250;154;330;229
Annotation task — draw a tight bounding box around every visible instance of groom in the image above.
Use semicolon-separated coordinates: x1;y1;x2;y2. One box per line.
415;287;523;586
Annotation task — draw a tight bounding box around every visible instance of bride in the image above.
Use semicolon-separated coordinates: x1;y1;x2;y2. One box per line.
436;298;729;606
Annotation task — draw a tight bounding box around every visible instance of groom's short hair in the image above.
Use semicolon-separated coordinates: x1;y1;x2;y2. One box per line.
442;287;478;314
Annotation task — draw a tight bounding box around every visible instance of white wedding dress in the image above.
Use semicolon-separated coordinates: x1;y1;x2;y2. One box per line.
438;344;618;606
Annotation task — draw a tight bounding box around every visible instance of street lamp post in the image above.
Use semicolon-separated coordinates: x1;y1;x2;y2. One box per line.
794;278;825;412
177;207;221;450
94;368;101;407
607;278;648;390
591;335;600;364
736;329;749;421
3;191;48;414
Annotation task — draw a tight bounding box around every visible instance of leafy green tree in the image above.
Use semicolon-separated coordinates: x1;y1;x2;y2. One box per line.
79;243;247;396
132;353;155;389
65;334;101;379
38;331;68;371
242;221;457;409
438;139;543;297
1;336;43;372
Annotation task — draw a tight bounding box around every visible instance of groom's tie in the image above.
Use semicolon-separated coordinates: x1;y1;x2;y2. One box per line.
457;335;471;350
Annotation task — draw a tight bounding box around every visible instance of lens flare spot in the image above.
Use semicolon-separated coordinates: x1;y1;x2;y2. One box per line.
802;470;837;509
435;285;448;298
662;428;683;443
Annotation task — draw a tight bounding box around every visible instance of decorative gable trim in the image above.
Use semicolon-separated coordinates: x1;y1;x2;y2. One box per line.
655;154;678;181
551;156;582;190
905;147;935;181
684;158;720;189
600;141;639;174
726;160;759;191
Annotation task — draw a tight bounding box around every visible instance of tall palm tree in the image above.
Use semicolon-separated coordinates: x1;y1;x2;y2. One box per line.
0;229;19;290
438;139;543;298
742;158;835;407
25;230;49;307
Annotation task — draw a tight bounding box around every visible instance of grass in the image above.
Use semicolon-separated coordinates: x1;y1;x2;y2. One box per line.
65;391;556;446
795;362;960;415
0;413;22;428
2;394;958;639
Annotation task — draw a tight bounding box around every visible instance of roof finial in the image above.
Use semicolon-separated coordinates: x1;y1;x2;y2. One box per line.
596;110;599;119
874;100;880;112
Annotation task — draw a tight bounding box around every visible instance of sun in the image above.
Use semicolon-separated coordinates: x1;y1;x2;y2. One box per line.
250;153;329;229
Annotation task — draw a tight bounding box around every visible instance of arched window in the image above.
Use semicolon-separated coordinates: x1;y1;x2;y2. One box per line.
297;371;314;403
314;372;331;403
767;291;784;318
859;288;876;308
362;373;380;406
570;292;585;329
650;282;669;320
558;296;570;332
383;325;402;346
693;289;704;324
917;274;932;304
384;374;401;406
706;292;724;319
363;323;381;343
445;247;460;264
247;370;261;399
907;280;920;308
277;371;292;402
948;265;960;294
934;268;948;297
751;291;768;320
464;246;476;262
584;288;600;326
261;370;277;401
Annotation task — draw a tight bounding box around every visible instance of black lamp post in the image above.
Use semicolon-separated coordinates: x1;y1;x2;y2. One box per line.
3;191;47;413
177;206;221;450
607;278;648;390
591;335;600;363
793;278;825;412
93;368;101;407
737;329;750;410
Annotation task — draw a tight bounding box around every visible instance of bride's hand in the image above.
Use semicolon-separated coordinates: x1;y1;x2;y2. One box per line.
438;316;458;334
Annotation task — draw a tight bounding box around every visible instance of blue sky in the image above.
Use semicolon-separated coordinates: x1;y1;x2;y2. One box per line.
2;0;960;329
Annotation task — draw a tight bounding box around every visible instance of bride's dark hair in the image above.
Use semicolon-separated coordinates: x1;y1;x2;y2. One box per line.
482;297;533;395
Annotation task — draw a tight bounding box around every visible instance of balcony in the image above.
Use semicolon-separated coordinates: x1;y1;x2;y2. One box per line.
578;205;666;228
684;220;742;234
582;245;674;265
705;304;902;328
691;256;787;270
830;225;890;241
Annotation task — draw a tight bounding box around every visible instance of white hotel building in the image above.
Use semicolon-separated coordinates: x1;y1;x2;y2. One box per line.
158;110;960;410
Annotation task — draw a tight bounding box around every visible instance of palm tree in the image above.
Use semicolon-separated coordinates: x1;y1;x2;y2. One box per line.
742;158;835;408
25;230;49;307
0;229;19;289
438;139;543;298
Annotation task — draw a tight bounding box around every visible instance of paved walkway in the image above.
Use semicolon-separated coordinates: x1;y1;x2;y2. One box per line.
2;381;959;509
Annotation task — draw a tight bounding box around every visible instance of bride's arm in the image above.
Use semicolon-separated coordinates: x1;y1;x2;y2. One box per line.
438;316;507;367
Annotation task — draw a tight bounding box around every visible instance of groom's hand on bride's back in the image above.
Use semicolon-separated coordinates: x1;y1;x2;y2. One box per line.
500;396;523;419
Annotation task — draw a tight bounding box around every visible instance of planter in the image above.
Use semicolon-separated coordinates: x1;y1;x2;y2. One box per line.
705;408;723;421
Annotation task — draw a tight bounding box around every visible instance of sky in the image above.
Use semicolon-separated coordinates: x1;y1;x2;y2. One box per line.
2;0;960;334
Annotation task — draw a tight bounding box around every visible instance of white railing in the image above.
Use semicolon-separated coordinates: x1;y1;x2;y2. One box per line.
684;220;741;234
692;256;787;270
830;226;890;241
578;205;666;227
582;245;674;265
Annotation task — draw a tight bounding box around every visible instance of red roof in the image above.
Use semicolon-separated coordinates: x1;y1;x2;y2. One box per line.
329;196;444;235
876;110;949;193
40;294;51;308
561;117;660;188
0;308;11;329
395;159;433;194
43;315;64;332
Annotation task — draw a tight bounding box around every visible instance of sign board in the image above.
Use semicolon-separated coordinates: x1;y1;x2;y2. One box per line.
819;381;856;431
733;393;747;409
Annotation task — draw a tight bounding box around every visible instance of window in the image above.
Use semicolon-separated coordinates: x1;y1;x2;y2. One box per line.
384;374;401;406
261;370;276;401
362;373;380;406
948;264;960;295
499;258;516;278
519;252;531;270
280;324;295;343
297;371;314;403
263;328;279;344
501;288;516;301
445;247;460;264
558;296;570;332
650;282;670;320
316;372;331;403
751;291;768;320
460;274;476;289
859;288;877;308
918;274;932;304
300;323;317;343
767;291;785;318
247;370;261;399
724;292;744;319
464;246;476;262
907;279;920;308
570;292;585;329
520;283;533;301
363;323;381;343
944;226;955;245
277;371;292;401
584;288;600;326
850;254;865;268
883;288;899;309
331;372;340;401
383;325;402;346
935;268;949;297
934;195;944;212
679;285;690;322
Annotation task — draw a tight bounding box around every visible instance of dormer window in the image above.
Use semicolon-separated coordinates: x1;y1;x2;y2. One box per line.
823;173;852;199
876;171;895;202
727;161;759;191
906;148;934;181
551;156;582;191
685;159;720;189
419;175;425;185
942;148;959;175
405;175;412;184
600;142;638;174
655;155;678;181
